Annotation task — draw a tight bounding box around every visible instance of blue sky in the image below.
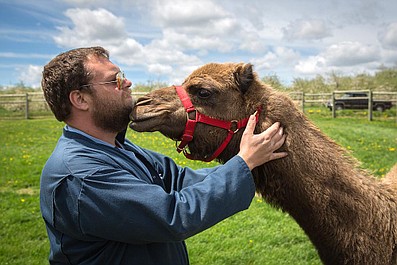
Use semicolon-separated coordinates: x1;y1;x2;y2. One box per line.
1;0;397;88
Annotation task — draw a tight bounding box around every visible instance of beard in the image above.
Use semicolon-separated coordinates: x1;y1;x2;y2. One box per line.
91;94;136;133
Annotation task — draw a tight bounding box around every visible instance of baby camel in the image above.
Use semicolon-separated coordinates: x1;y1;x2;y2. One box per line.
130;62;397;265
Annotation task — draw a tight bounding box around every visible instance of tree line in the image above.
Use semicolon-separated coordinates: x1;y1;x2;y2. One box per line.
263;66;397;93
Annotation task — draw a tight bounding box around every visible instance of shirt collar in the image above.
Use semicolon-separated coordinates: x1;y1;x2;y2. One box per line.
64;125;118;148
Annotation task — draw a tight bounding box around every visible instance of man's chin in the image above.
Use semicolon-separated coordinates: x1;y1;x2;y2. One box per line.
93;112;132;134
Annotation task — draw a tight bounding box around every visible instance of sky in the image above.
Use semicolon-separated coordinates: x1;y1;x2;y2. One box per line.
1;0;397;88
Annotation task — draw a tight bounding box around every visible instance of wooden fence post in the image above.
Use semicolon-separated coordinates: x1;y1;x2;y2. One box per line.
332;91;336;119
368;90;373;121
25;93;29;119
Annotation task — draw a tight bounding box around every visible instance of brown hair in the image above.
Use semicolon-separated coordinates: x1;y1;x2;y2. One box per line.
41;46;109;121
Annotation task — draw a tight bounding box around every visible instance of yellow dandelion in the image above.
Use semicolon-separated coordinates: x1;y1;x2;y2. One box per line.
388;147;396;152
20;198;25;203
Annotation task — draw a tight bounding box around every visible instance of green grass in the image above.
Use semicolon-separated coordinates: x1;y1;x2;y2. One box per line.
304;107;397;176
0;116;396;264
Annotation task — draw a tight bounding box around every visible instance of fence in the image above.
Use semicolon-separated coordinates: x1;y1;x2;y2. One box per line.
0;91;396;121
0;92;147;120
289;90;397;121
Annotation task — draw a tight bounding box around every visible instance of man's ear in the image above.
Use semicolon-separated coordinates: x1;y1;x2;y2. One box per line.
69;90;89;111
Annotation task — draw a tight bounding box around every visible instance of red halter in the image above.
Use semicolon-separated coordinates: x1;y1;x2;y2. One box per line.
175;85;262;162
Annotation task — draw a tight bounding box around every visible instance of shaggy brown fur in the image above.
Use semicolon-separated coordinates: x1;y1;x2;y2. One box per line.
130;63;397;265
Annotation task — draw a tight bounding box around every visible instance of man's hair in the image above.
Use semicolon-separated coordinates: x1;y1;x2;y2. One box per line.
41;46;109;121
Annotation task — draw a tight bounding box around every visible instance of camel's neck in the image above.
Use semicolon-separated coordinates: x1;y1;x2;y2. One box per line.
256;97;375;215
250;93;394;262
208;86;396;264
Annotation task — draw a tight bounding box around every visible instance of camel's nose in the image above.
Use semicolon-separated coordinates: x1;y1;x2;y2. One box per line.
135;96;152;106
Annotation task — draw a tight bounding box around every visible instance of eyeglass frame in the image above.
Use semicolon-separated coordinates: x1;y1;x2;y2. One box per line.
79;71;126;90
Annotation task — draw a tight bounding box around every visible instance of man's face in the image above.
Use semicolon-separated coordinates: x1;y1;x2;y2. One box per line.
85;56;135;133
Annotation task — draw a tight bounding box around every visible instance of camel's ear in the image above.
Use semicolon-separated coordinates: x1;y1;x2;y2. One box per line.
234;63;254;94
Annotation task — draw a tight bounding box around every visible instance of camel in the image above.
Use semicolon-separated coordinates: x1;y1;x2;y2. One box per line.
129;62;397;265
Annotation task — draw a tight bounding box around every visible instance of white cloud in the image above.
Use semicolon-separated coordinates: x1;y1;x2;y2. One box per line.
324;41;380;66
17;65;42;88
153;29;234;53
151;0;228;27
295;55;326;75
283;19;332;41
380;49;397;64
52;7;203;83
251;47;300;71
378;22;397;50
295;41;381;76
62;0;109;5
147;0;244;54
35;1;397;87
54;8;126;47
147;63;173;75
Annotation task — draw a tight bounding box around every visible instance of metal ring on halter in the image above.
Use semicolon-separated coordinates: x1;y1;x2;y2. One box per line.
175;141;185;152
229;120;239;133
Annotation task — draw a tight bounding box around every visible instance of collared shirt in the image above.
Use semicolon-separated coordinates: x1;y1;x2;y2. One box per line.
40;126;255;265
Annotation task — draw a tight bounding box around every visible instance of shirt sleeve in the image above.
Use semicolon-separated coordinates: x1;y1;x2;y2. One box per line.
53;153;255;245
133;145;235;192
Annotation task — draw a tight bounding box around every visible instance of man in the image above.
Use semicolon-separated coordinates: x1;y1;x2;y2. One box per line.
40;46;287;264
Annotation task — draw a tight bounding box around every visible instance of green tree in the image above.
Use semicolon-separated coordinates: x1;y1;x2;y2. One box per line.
262;74;286;90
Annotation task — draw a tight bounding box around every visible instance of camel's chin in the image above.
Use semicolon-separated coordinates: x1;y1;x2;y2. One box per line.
129;119;159;132
129;108;165;132
129;120;183;141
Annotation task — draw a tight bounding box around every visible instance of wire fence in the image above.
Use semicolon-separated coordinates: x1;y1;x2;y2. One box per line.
0;91;396;121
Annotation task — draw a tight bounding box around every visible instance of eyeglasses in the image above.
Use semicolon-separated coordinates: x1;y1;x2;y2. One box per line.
80;71;126;90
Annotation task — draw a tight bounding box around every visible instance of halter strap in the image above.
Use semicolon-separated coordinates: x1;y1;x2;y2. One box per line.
175;85;261;162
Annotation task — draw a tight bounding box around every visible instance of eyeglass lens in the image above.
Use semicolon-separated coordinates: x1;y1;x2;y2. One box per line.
117;72;125;89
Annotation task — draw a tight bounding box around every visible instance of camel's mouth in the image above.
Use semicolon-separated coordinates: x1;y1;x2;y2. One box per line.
129;96;167;132
129;106;184;141
129;109;166;132
128;91;186;139
129;115;184;141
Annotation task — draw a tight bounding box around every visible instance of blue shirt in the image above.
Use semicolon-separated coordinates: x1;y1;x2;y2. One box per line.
40;126;255;265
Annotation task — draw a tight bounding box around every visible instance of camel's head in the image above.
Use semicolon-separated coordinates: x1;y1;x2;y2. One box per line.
130;62;267;162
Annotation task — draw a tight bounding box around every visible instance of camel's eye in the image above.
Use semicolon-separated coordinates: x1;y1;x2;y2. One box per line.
197;89;212;99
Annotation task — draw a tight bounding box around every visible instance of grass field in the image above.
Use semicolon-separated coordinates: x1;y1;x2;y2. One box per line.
0;114;396;265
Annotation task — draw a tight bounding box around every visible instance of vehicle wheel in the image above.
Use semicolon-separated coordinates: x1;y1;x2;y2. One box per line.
335;105;344;111
375;105;384;112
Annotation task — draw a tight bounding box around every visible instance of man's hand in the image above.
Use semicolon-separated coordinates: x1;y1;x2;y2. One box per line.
238;114;287;170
